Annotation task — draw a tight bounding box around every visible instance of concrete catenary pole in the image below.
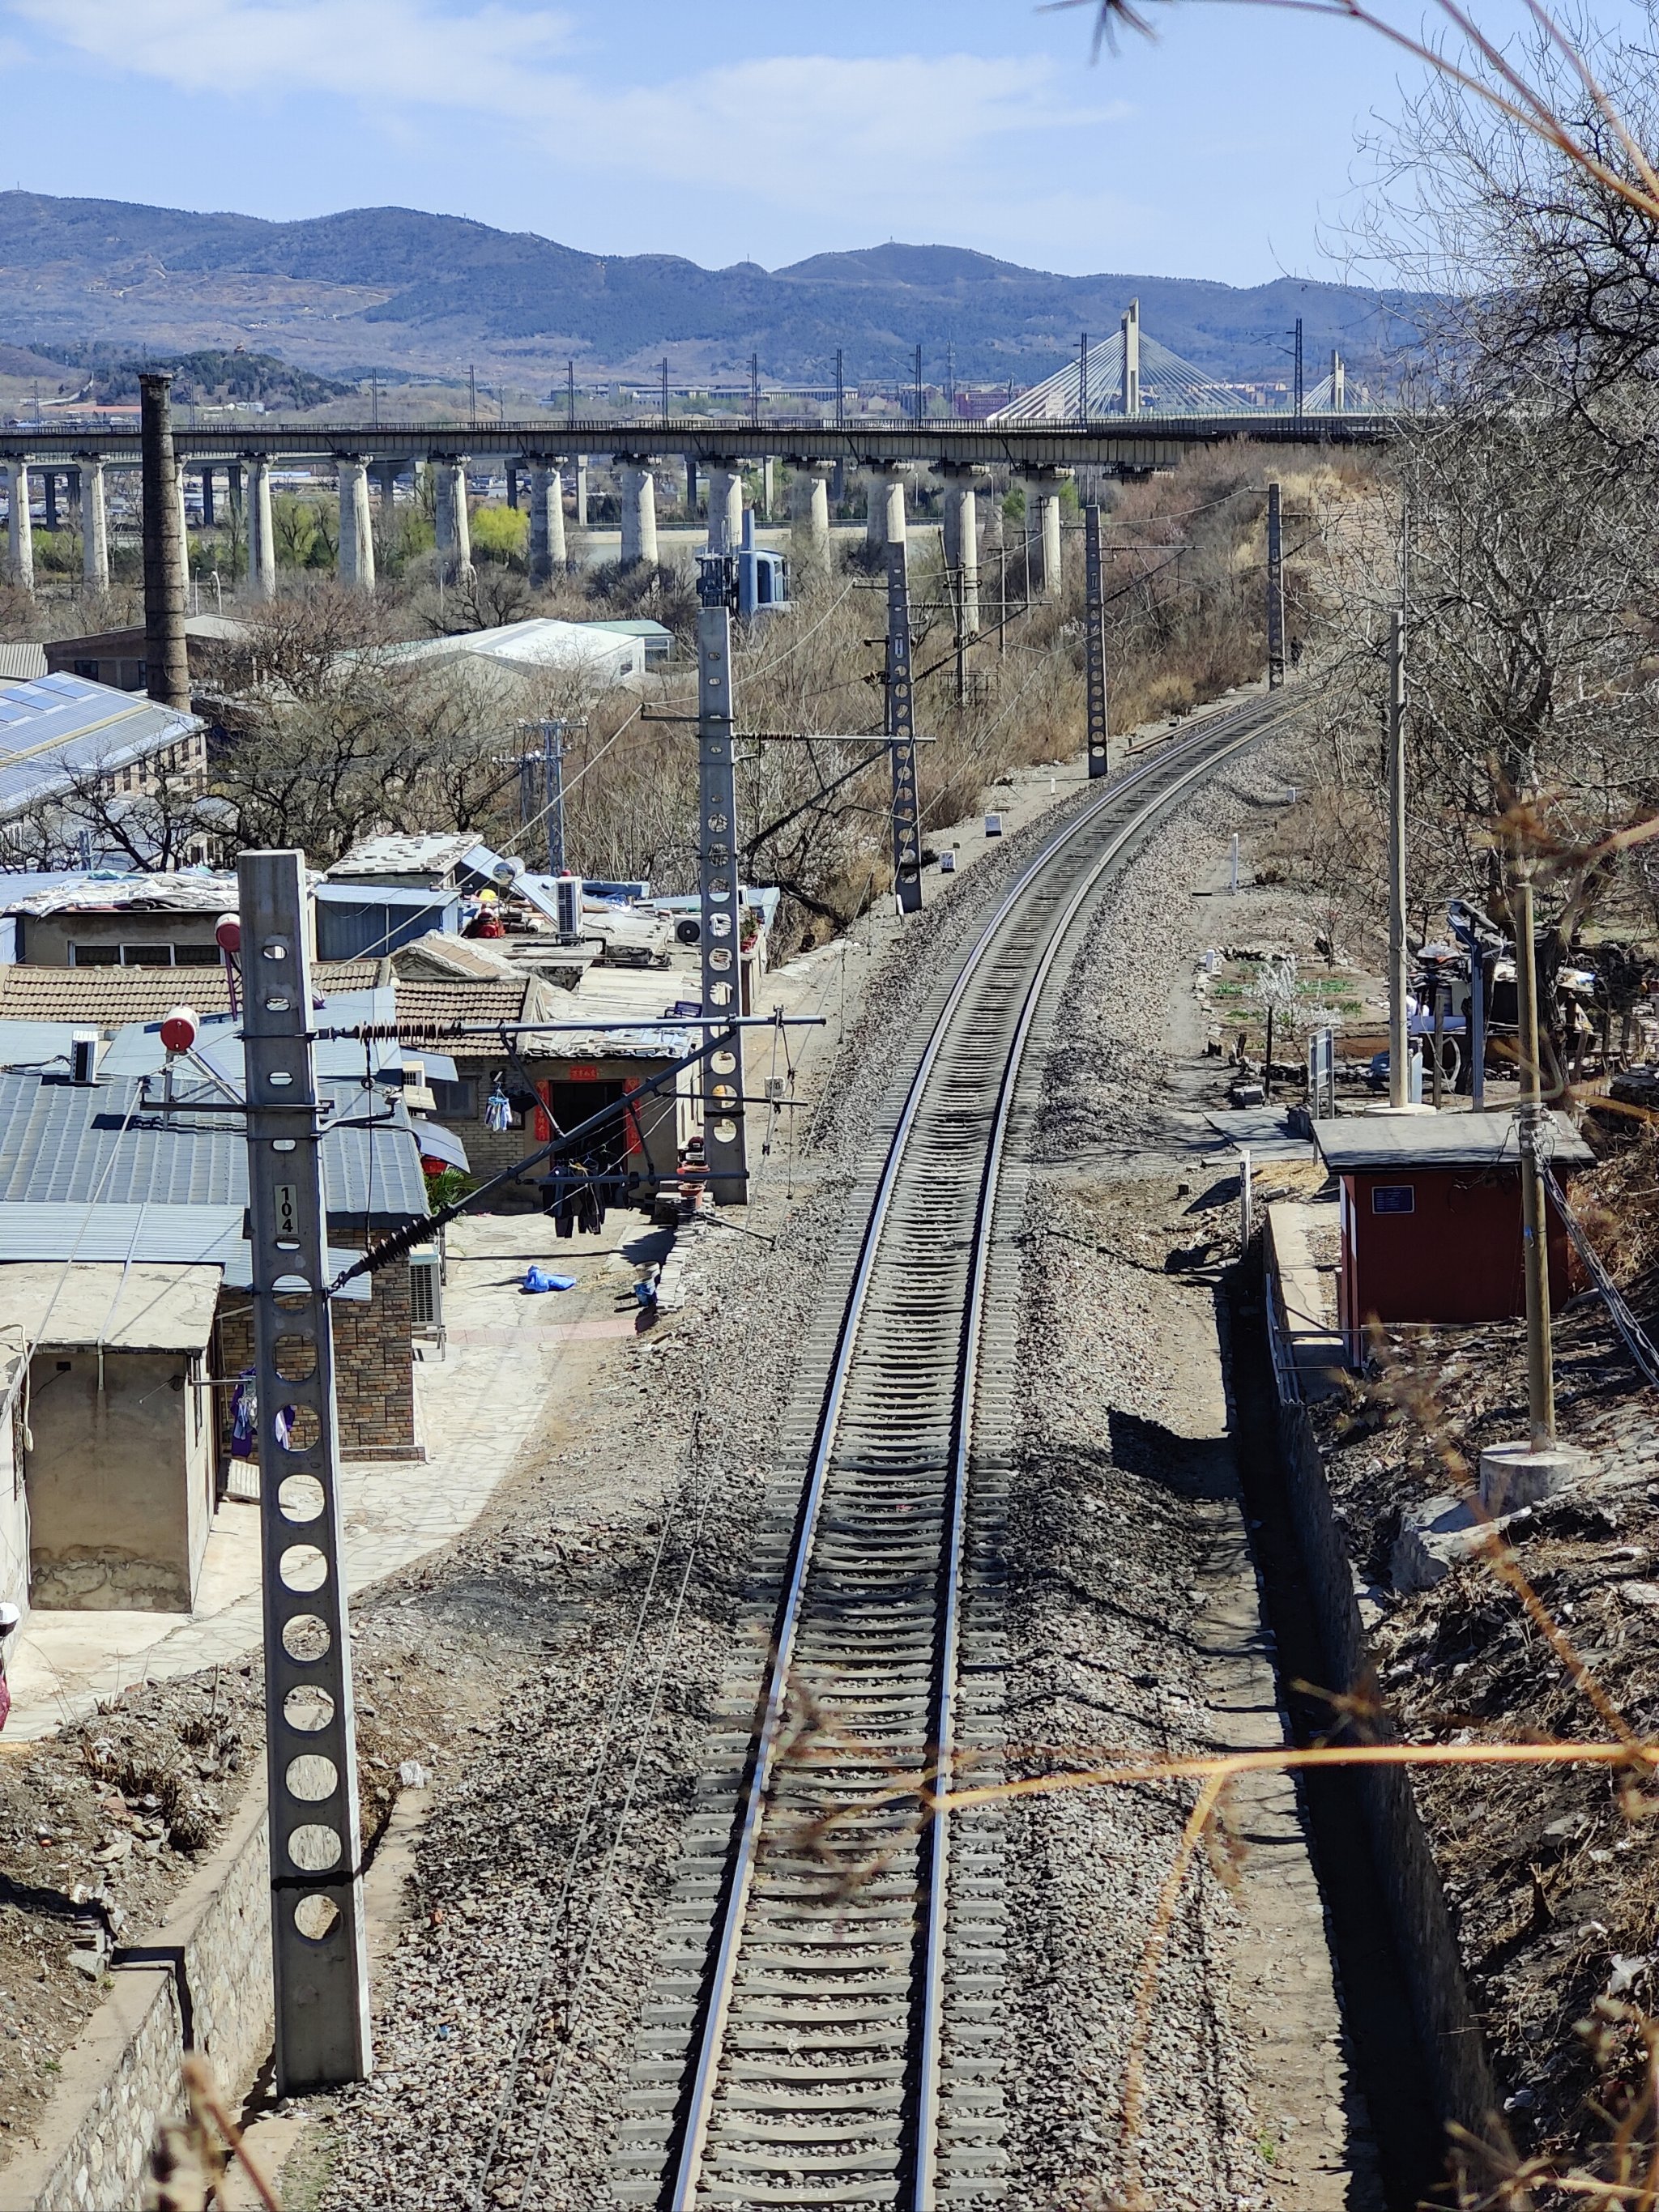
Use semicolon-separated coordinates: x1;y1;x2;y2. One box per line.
1512;862;1557;1447
237;847;374;2096
696;567;748;1206
139;374;190;712
1387;608;1410;1110
79;455;109;594
6;460;34;596
1085;503;1110;779
885;539;923;915
1265;480;1286;689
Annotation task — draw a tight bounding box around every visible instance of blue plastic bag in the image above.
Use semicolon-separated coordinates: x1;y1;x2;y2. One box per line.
522;1266;577;1294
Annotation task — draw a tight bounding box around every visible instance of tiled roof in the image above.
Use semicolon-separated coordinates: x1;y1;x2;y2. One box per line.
389;977;534;1037
0;962;381;1029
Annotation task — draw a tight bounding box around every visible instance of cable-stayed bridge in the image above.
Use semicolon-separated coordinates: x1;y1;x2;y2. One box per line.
990;299;1367;424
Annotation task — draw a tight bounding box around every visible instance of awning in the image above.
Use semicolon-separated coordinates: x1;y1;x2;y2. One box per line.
414;1119;471;1173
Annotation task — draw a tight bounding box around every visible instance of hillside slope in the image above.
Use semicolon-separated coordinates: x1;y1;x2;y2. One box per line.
0;191;1425;389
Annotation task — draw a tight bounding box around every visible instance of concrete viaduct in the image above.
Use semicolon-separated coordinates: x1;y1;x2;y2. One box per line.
0;411;1392;603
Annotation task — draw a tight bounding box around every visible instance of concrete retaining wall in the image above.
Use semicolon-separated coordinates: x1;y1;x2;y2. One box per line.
0;1773;272;2212
1275;1384;1502;2142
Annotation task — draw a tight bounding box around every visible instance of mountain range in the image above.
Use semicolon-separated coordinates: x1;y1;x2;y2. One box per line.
0;191;1426;394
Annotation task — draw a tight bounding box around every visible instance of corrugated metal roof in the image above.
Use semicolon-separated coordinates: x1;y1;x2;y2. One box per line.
95;991;400;1081
0;1206;369;1298
1312;1110;1593;1172
0;1069;428;1222
0;674;203;817
0;1020;90;1070
0;1262;220;1350
0;644;48;683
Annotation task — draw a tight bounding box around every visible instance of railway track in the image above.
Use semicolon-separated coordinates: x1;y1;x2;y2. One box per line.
612;690;1292;2211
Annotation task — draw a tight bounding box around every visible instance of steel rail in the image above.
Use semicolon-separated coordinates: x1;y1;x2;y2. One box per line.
662;689;1291;2212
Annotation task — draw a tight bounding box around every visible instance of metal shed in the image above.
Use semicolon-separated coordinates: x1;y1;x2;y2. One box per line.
1313;1111;1593;1346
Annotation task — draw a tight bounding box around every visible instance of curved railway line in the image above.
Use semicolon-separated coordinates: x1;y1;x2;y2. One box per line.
612;690;1294;2211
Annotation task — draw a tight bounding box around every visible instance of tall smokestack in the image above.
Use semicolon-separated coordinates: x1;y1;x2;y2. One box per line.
139;372;190;714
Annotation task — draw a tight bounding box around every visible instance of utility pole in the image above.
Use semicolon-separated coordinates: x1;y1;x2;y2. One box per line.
469;363;477;425
1084;503;1110;779
661;358;669;421
913;343;923;423
1387;608;1410;1110
567;360;576;431
1079;332;1090;424
1265;480;1285;689
696;561;749;1204
522;720;566;876
750;352;760;419
885;539;923;914
369;373;379;429
945;341;955;418
834;348;845;428
238;848;373;2096
1512;861;1557;1447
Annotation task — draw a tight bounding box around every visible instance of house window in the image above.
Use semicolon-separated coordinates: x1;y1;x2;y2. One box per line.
430;1077;478;1119
73;659;96;680
70;943;188;967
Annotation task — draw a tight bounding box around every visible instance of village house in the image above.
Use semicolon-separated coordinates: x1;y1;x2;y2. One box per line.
0;1004;435;1616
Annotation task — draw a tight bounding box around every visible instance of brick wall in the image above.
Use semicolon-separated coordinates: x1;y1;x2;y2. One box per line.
215;1255;416;1464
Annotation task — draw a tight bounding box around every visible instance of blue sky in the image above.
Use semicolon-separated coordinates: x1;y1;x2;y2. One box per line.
0;0;1512;283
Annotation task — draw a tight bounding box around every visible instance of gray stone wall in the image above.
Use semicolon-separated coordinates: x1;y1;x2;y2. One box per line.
1276;1385;1503;2144
0;1777;273;2212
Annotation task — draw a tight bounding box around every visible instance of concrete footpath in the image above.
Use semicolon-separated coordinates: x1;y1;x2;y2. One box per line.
5;1208;668;1740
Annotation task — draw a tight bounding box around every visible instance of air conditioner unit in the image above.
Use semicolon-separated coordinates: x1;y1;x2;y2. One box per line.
674;916;702;947
554;873;584;943
70;1029;98;1085
409;1251;444;1351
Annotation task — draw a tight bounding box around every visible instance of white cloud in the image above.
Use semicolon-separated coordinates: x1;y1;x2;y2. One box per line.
4;0;1134;261
6;0;1120;194
10;0;573;104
